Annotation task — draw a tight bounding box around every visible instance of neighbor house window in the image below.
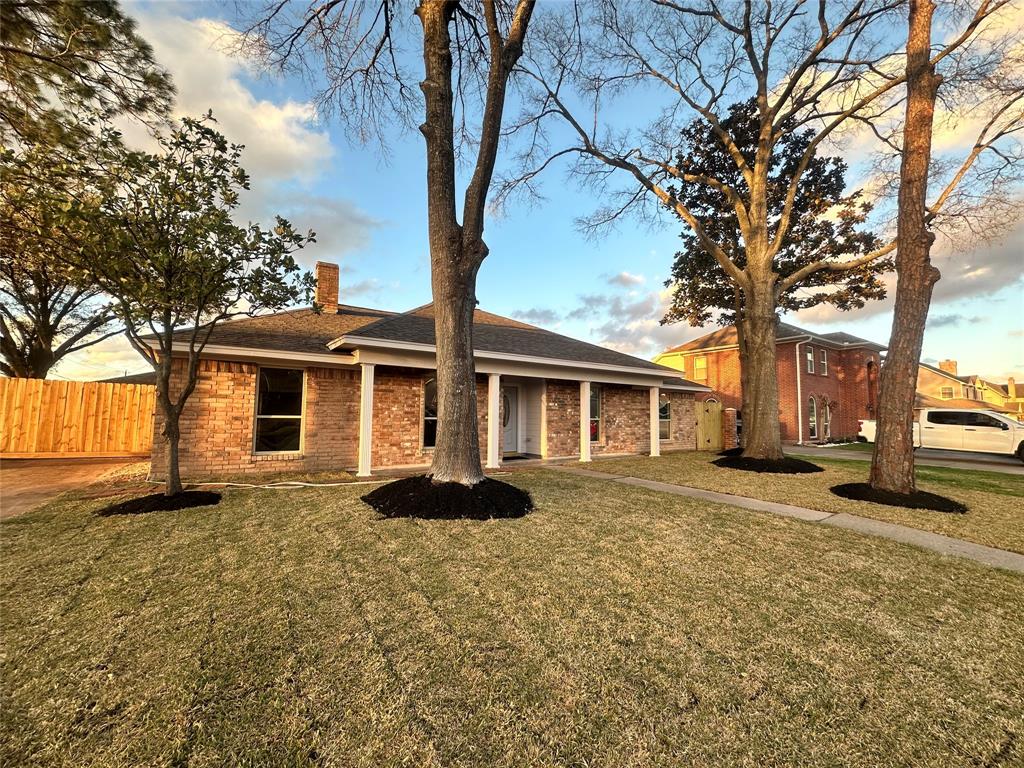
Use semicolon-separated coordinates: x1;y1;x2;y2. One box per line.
590;385;602;442
659;394;671;440
806;346;815;374
808;397;818;439
423;377;438;448
254;368;304;453
940;386;955;399
820;349;828;376
693;357;708;382
823;402;832;439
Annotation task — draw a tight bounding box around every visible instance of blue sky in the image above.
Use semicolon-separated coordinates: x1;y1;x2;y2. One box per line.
55;1;1024;384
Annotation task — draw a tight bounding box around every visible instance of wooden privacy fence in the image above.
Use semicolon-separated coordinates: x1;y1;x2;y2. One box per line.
0;378;155;458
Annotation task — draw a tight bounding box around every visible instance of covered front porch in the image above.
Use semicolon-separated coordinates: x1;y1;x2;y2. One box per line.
354;364;676;477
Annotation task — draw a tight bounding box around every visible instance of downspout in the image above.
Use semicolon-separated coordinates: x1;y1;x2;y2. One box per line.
794;337;811;445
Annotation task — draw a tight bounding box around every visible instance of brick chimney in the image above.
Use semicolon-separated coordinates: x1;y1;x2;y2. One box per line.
1009;377;1017;398
315;261;339;313
938;359;958;376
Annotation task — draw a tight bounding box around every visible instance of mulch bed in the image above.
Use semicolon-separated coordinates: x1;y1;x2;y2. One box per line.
362;475;533;520
96;491;222;517
831;483;968;514
712;455;824;474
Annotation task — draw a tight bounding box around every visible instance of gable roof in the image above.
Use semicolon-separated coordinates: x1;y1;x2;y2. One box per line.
914;393;1014;413
660;321;885;354
165;304;395;354
918;361;970;384
334;303;675;373
155;301;703;386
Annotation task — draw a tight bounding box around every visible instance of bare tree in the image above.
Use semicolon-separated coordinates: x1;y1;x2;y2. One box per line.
237;0;535;485
869;1;1024;495
504;0;1020;462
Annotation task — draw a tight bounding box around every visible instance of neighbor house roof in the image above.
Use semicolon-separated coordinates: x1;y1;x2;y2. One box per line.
98;371;157;385
153;302;705;388
659;321;886;355
918;362;970;384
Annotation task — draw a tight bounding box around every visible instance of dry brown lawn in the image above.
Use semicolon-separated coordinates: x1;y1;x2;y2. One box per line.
2;470;1022;766
582;451;1024;553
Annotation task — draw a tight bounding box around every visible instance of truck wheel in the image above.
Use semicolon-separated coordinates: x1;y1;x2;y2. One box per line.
1017;442;1024;464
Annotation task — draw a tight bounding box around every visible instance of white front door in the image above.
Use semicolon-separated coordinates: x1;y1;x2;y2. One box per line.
502;387;519;453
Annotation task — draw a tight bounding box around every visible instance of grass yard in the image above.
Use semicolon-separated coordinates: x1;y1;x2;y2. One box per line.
2;471;1023;767
585;452;1024;554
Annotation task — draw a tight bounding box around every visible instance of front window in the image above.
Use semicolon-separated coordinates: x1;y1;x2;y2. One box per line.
806;346;815;374
693;357;707;382
939;386;955;399
659;394;671;440
590;385;602;442
808;396;818;439
820;349;828;376
423;377;438;448
255;368;303;453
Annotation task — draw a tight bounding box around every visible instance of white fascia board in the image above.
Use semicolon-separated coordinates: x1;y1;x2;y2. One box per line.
161;342;357;367
332;334;691;382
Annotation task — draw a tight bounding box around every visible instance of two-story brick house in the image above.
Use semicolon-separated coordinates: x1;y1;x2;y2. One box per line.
146;262;710;479
654;322;886;443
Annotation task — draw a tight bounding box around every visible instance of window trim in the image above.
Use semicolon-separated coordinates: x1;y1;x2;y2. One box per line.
693;356;708;382
253;366;306;455
659;393;672;441
820;349;828;376
590;384;603;443
422;376;438;451
808;396;818;439
806;346;815;374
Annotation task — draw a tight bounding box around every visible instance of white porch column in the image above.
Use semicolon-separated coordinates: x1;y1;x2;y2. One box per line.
486;373;501;469
649;387;661;457
579;380;591;462
357;363;375;477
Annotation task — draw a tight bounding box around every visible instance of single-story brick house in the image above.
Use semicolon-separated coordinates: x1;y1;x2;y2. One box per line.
654;322;886;443
147;262;709;478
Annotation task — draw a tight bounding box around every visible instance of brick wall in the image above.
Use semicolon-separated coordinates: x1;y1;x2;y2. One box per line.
672;341;882;444
544;380;580;458
153;358;698;479
592;384;650;456
661;391;697;451
151;358;359;478
371;367;489;468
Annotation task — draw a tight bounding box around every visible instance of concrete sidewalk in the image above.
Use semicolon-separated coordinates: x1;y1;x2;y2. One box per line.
0;458;131;519
548;466;1024;574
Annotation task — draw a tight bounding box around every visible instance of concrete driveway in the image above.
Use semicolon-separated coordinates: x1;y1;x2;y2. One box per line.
0;458;132;519
788;444;1024;475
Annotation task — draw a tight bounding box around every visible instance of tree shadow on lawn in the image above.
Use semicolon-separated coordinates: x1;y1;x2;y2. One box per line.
95;491;222;517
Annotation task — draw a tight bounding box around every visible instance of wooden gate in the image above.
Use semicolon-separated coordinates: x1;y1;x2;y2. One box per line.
695;399;723;452
0;378;155;458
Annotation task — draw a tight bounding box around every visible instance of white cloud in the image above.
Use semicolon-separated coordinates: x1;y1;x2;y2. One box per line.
605;271;646;288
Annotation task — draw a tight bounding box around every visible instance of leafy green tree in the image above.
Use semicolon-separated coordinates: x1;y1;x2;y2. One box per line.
662;100;888;437
664;100;887;329
68;116;314;496
0;142;119;378
0;0;172;146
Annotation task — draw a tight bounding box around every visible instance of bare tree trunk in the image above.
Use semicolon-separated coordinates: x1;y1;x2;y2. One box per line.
739;274;784;460
417;0;483;485
732;288;749;448
163;407;183;497
870;0;942;495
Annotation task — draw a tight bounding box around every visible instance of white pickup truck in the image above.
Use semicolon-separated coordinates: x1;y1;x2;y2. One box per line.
859;408;1024;461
